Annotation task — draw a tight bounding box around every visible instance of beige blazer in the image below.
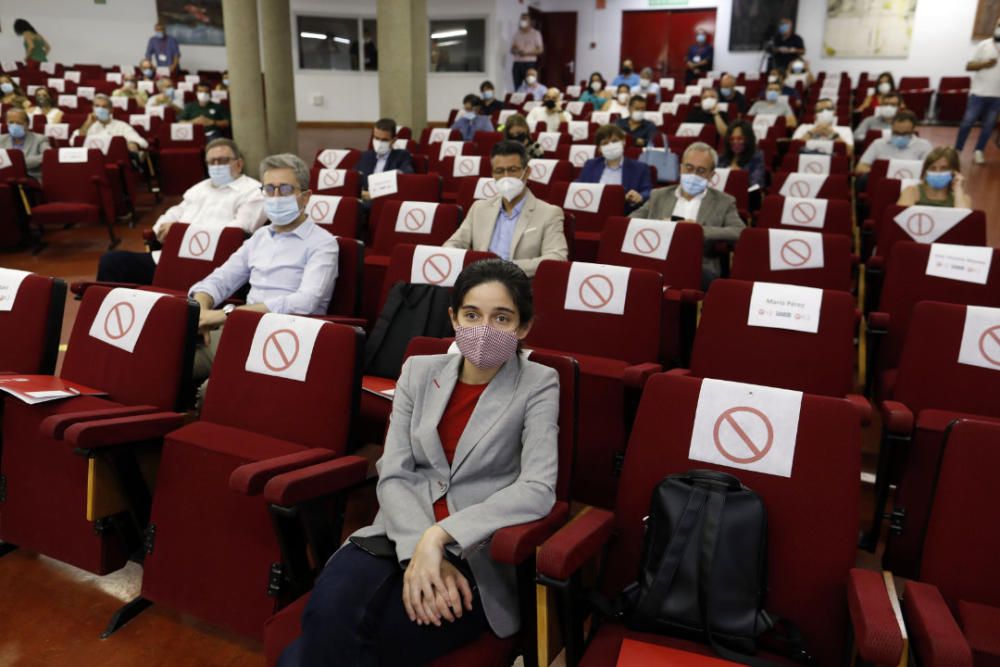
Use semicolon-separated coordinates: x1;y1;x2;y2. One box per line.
444;189;568;277
351;353;560;638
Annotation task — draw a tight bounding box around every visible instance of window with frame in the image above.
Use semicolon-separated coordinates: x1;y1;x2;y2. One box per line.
429;19;485;73
297;16;378;71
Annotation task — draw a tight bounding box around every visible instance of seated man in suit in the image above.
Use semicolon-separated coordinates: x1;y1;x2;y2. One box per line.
0;107;49;182
444;140;567;277
630;141;744;287
356;117;415;200
576;123;651;213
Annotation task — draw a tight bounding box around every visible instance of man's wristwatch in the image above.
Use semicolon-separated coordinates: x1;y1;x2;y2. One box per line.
222;304;236;317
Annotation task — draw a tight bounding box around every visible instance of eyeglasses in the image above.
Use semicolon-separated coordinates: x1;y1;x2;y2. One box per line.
681;163;712;177
261;183;300;197
491;166;525;177
207;156;236;166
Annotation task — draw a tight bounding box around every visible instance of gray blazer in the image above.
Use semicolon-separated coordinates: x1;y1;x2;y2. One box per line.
351;352;560;638
0;131;50;182
629;184;745;282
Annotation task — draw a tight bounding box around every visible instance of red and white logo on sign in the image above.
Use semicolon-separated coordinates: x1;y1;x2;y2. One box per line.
474;178;499;199
779;239;812;267
631;227;661;255
410;245;465;287
404;208;426;231
564;262;630;315
422;254;452;284
103;301;136;340
457;157;476;175
621;218;677;261
320;170;344;189
789;180;811;197
958;305;1000;371
768;229;824;273
262;329;300;372
245;313;326;381
187;230;211;257
804;161;824;174
310;200;331;222
791;201;817;225
713;407;774;464
577;274;615;309
905;212;935;237
978;326;1000;367
88;288;165;353
170;124;193;141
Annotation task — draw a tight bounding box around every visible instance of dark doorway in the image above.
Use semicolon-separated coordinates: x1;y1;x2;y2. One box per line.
528;8;578;90
619;8;717;80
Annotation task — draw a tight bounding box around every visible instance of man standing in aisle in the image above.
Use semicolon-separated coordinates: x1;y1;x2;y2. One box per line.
510;13;544;91
956;17;1000;164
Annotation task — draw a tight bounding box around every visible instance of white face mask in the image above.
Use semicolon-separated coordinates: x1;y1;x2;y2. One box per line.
816;109;835;125
591;81;603;92
196;91;210;104
519;19;529;29
639;78;651;89
617;92;629;104
701;97;717;111
877;82;891;95
878;104;898;119
768;75;779;84
601;140;624;162
526;75;537;85
373;139;391;156
630;110;645;122
496;175;525;202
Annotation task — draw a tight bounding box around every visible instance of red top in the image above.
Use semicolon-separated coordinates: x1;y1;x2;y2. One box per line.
433;381;489;521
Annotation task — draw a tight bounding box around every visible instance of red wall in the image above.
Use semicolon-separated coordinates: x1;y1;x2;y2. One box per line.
620;9;717;79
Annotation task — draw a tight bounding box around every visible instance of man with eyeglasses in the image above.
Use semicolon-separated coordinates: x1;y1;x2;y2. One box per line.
95;138;266;284
855;110;932;176
630;142;744;286
443;140;567;277
189;152;339;385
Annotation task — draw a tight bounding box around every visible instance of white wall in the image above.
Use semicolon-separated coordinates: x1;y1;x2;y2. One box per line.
538;0;983;88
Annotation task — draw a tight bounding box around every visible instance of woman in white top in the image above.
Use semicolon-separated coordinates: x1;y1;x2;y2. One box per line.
525;87;570;133
27;87;63;124
606;84;632;117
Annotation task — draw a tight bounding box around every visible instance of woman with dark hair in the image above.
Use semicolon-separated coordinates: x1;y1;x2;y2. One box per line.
13;19;49;64
579;71;608;109
718;120;766;189
479;80;503;115
856;71;896;113
281;259;559;667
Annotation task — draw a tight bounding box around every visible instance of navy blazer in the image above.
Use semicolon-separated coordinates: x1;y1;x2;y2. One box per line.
577;157;652;211
355;149;415;190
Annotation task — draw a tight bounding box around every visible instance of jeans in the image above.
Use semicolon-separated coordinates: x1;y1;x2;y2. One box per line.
955;94;1000;151
280;543;489;667
512;61;537;90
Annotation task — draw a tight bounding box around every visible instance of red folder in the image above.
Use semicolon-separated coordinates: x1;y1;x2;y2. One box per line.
0;375;106;405
361;376;396;400
616;639;741;666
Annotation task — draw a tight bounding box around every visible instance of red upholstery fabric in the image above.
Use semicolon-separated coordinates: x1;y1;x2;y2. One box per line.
689;279;857;398
151;223;246;292
310;148;361;171
959;601;1000;667
586;374;860;665
545;182;625;234
536;507;615;581
846;569;905;664
308;167;361;198
371;201;461;255
756;195;853;238
156;123;207;196
325;235;363;318
33;149;114;228
771;172;850;200
904;581;974;667
872;205;986;268
261;455;368;506
311;195;362;239
730;228;853;292
368;174;444;228
436;155;492;200
0;273;64;374
374;243;496;314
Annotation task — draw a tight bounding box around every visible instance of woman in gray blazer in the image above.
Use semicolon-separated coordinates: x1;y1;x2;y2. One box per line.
284;259;560;666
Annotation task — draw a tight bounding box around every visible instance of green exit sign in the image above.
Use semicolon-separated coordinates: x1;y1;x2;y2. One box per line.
649;0;689;5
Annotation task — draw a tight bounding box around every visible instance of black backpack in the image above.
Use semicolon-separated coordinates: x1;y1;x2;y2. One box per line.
613;470;812;665
364;281;454;379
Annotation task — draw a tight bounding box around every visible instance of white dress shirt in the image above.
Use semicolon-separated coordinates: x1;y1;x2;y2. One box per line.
671;187;708;220
526;106;570;132
152;174;267;237
792;123;854;146
189;219;339;315
83;118;149;150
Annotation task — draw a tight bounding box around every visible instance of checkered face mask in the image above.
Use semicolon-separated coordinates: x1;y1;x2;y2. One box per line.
454;324;519;369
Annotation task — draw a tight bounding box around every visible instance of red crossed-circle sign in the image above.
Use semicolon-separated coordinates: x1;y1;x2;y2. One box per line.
309;200;331;222
578;274;614;309
572;188;595;209
457;158;475;175
422;253;453;285
790;201;818;225
892;168;914;179
905;212;935;237
803;160;824;174
571;150;588;166
978;325;1000;367
187;230;210;257
632;227;662;255
540;135;556;150
103;301;136;340
262;328;300;372
780;239;813;267
788;179;812;198
403;208;427;231
480;179;498;198
713;406;774;464
444;144;459;157
531;162;549;181
321;171;342;188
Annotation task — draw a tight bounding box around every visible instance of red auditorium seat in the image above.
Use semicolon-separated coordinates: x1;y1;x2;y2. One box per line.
30;148;118;249
525;259;662;507
757;194;853;237
730;228;854;292
0;286;197;575
436;154;491;202
595;216;703;365
0;271;65;375
72;134;138;220
155;122;207;196
860;178;907;260
785;139;849;158
525;158;572;203
546;182;625;262
302;194;363;239
536;374;902;666
455;175;499;213
367;173;443;233
866;302;1000;575
262;336;580;667
707;167;749;220
868;204;986;271
310;147;361;171
108;312;366;641
779;151;851;174
417;126;462;157
935;76;970;124
771;171;851;201
899;76;933;120
325;236;364;320
308;167;362;198
903;418;1000;667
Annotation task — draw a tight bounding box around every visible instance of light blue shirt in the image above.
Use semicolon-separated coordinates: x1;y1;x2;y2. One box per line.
451;114;494;142
599;162;623;186
374;154;389;173
189;219;338;315
611;73;641;88
515;81;547;101
487;196;527;260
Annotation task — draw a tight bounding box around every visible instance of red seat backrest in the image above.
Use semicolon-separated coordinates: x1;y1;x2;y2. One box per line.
779;152;850;174
303;194;362;239
546;182;625;233
368;174;443;226
0;273;64;375
378;243;496;312
311;148;361;171
595;216;703;291
40;148;111;205
371;201;462;255
691;279;857;397
310;168;362;198
525;259;662;365
865;178;903;230
938;76;971;91
0;148;28;182
157;122;207;150
757;195;853;237
153;223;247;292
711;168;749;213
455;176;497;213
771;172;850;200
874;205;986;264
327;235;363;318
436;155;491;196
730;228;853;292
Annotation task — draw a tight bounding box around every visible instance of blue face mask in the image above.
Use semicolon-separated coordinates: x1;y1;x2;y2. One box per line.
720;87;733;98
696;34;706;44
264;194;302;226
155;31;165;39
94;107;111;122
463;110;478;120
208;164;234;187
222;78;229;87
8;123;25;139
925;171;953;190
681;173;708;197
766;90;779;102
482;89;494;100
164;87;175;99
890;134;911;149
779;23;790;35
0;82;14;95
143;68;154;78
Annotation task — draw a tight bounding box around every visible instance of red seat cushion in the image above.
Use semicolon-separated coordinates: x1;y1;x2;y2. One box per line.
30;202;101;225
959;600;1000;667
165;420;306;462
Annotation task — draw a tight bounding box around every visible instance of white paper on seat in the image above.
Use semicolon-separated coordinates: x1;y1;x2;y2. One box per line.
659;102;679;115
566;86;582;99
185;74;200;84
1;60;17;72
566;101;585;117
438;140;463;160
886;158;923;181
177;82;193;93
428;127;451;144
523;101;541;113
643;111;664;126
138;81;155;94
780;197;829;229
684;85;701;96
211;90;228;103
564;262;631;315
528;158;558;184
568;120;589;141
804;139;834;155
57;94;78;109
88;288;166;353
82;135;112;155
177;225;224;261
768;229;825;272
367;169;399;198
245;313;326;382
958;305;1000;371
688;378;802;478
747;281;823;334
892;206;972;244
0;149;10;170
39;62;55;74
155;66;171;77
568;144;597;168
395;201;438;234
305;195;343;225
676;122;704;138
105;72;123;84
129;115;151;131
58;147;87;163
64;71;81;83
26;84;40;96
797;154;831;175
410;245;466;287
659;77;675;90
508;92;527;105
110;96;128;110
697;77;713;88
537;132;561;152
621;218;677;261
317;168;346;190
146;105;165;119
391;138;408;150
716;102;729;113
452;155;481;177
498;109;516;126
778;173;828;199
708;168;731;191
563;182;605;213
673;94;692;105
925;243;993;285
170;124;194;141
590;111;612;125
317;148;350;168
0;267;31;311
473;177;499;199
45;123;69;140
46;78;65;92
